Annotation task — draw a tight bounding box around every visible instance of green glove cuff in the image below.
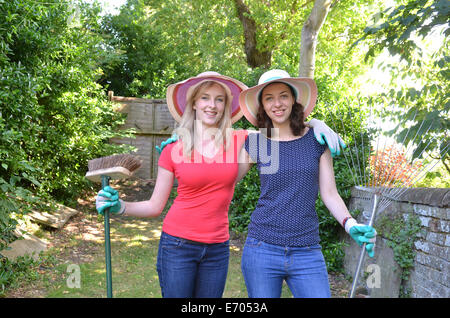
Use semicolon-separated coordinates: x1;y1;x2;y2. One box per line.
155;133;179;154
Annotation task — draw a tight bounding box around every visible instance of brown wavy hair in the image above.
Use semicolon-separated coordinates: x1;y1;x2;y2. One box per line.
256;82;306;138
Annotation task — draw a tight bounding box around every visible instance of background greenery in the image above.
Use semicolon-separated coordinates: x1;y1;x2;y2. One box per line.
0;0;134;290
1;0;448;293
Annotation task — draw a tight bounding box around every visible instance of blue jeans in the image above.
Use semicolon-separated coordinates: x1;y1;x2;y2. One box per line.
241;236;331;298
156;232;229;298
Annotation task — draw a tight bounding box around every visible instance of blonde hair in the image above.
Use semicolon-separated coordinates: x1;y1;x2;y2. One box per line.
175;81;233;157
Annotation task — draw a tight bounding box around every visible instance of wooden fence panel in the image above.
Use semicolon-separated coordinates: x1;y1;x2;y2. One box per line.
109;92;177;180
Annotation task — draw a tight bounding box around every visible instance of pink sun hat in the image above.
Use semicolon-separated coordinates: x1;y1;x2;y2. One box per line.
239;69;318;126
166;71;248;124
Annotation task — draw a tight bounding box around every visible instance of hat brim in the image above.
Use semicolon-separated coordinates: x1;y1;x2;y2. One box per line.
239;78;318;127
166;75;248;124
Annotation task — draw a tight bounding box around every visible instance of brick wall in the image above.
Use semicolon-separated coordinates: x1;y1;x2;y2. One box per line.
344;187;449;298
408;195;449;298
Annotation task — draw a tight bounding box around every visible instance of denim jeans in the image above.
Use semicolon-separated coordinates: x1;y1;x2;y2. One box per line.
156;232;230;298
241;236;331;298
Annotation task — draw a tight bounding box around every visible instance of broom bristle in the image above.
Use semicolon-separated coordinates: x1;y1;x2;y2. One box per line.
88;154;142;173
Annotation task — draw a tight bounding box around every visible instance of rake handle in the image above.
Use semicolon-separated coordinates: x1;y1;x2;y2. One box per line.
101;175;113;298
349;193;379;298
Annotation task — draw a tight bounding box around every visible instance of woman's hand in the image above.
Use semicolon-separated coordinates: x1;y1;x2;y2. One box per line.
345;218;377;258
308;118;346;157
96;186;125;215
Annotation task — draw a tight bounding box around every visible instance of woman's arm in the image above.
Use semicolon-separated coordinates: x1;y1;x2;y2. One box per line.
318;137;377;258
318;149;352;226
123;166;174;218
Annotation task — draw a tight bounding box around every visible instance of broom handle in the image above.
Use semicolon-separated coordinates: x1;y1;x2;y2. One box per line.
349;193;379;298
101;175;113;298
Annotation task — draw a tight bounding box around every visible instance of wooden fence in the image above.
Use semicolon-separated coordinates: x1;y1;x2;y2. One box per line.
108;91;177;180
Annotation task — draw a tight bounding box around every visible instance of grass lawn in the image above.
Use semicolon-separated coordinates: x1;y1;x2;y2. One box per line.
41;215;292;298
5;180;345;298
41;217;235;297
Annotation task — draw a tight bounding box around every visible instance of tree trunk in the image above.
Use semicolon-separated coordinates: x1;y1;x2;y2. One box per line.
233;0;272;68
299;0;333;78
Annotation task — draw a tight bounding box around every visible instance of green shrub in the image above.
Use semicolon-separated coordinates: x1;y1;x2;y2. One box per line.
0;255;39;296
0;0;132;253
229;165;260;234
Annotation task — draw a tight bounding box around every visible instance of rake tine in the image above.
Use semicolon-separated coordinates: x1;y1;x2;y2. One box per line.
357;96;370;188
370;101;394;188
349;102;366;187
332;100;359;186
374;101;403;188
379;117;433;190
370;126;382;187
380;143;449;209
378;109;420;188
374;117;432;208
377;154;447;213
364;97;378;187
377;142;449;213
383;135;443;199
376;148;431;211
347;97;365;188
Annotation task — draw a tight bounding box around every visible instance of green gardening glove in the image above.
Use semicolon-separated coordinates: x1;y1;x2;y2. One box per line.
155;133;179;154
96;186;125;216
308;119;346;157
345;218;377;258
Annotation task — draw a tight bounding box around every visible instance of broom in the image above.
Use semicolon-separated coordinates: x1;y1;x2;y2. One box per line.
85;154;142;298
325;98;449;298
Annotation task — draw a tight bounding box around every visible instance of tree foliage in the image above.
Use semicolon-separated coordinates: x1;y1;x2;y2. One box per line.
0;0;131;251
99;0;186;98
101;0;381;98
355;0;449;173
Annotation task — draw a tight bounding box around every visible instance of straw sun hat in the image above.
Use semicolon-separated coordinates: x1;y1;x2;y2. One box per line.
166;71;248;124
239;69;318;126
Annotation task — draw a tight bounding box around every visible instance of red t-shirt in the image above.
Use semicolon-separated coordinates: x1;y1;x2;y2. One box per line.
158;130;248;243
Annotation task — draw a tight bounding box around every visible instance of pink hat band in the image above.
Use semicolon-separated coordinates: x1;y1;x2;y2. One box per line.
166;72;248;124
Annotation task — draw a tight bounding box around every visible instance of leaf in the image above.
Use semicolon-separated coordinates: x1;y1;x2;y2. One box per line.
0;183;9;193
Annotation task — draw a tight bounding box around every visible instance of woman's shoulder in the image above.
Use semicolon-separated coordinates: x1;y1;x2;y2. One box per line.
159;139;182;157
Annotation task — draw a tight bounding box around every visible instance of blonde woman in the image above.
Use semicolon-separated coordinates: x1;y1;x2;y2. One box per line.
96;72;343;298
96;72;248;298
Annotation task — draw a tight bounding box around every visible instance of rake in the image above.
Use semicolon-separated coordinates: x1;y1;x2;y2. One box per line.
326;98;449;298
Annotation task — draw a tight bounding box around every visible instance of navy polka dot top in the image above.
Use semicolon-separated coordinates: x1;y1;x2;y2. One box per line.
244;128;327;247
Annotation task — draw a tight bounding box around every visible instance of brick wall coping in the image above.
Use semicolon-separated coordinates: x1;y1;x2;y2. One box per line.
351;187;449;208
